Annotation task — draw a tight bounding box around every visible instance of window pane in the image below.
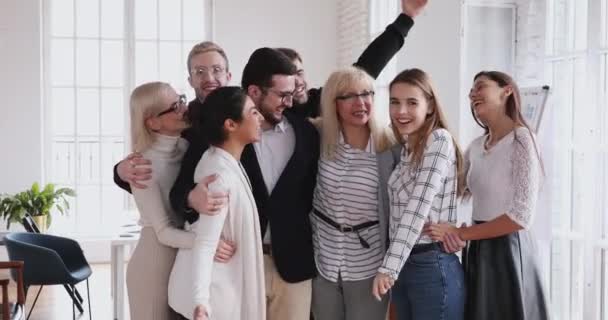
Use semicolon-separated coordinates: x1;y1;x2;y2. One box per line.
75;184;101;234
51;0;74;37
76;40;100;86
101;0;124;39
183;0;206;41
159;0;181;41
76;89;100;136
160;41;182;87
553;0;573;54
135;41;159;85
603;0;608;47
75;0;99;38
52;88;75;136
51;139;75;184
51;39;74;86
572;58;592;146
101;89;124;136
78;141;101;184
135;0;158;40
551;239;572;319
101;40;124;87
573;0;587;51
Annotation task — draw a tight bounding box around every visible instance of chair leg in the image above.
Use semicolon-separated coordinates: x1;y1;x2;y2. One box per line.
86;279;92;320
72;284;84;303
64;284;84;313
72;285;76;320
26;286;43;320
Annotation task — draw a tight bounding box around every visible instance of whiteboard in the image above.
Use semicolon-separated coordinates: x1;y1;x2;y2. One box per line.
520;86;550;133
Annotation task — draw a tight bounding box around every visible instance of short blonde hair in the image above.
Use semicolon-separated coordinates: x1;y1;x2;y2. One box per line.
129;82;175;152
187;41;230;74
320;66;396;159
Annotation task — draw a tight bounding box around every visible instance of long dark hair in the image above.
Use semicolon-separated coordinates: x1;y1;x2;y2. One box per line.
189;86;248;145
472;71;544;174
390;68;466;198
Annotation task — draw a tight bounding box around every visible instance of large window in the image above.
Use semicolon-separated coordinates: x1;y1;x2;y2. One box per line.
44;0;211;237
544;0;608;319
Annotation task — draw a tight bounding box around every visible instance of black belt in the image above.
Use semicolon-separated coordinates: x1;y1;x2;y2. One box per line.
410;242;442;255
313;208;378;249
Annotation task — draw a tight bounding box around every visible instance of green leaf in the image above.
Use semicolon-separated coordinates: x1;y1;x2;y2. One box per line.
31;183;39;194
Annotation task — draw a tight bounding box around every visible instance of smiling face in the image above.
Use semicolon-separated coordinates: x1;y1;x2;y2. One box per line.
389;82;432;138
469;75;512;126
335;81;375;129
188;51;232;101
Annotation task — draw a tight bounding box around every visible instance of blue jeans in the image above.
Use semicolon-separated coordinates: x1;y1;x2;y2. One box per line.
392;246;465;320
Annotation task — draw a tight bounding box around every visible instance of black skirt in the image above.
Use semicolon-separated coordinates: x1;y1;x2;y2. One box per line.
463;228;551;320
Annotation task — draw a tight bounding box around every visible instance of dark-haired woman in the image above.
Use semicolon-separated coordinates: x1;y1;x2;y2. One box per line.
426;71;551;320
168;86;266;320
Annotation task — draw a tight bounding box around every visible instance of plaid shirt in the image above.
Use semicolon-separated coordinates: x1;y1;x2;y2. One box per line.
378;129;459;280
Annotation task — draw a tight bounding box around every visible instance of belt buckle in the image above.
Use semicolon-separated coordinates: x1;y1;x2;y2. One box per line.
339;225;353;232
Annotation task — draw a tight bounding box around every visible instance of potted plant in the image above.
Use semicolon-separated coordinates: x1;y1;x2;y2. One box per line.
0;183;76;233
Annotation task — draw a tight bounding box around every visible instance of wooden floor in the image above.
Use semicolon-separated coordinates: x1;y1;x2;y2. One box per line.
1;264;124;320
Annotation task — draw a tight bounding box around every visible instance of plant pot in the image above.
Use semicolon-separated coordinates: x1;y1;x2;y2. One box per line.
31;215;48;233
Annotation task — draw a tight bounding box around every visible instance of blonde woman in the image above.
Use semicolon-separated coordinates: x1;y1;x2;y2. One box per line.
311;66;396;320
126;82;196;319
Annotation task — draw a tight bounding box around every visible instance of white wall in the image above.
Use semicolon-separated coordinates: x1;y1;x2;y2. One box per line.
213;0;338;90
395;0;465;140
0;0;44;195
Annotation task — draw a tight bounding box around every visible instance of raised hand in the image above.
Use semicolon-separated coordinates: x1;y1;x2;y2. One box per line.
402;0;429;18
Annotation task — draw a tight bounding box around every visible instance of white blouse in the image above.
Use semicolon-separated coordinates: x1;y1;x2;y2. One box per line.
466;127;542;229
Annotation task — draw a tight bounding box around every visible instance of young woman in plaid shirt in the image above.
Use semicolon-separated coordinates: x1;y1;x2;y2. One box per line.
372;68;466;320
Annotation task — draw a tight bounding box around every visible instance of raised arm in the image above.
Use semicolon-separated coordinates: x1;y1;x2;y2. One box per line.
354;0;428;79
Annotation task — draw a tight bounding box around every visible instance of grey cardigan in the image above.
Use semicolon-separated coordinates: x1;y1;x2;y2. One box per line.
376;144;403;251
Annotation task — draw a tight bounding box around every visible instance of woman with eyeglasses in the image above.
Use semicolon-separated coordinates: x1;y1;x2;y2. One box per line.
125;82;196;320
310;66;397;320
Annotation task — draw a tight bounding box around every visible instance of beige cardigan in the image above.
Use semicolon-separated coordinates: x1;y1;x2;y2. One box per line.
168;146;266;320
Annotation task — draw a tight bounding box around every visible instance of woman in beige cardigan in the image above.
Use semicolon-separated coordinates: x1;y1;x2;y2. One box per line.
126;82;196;320
169;86;265;320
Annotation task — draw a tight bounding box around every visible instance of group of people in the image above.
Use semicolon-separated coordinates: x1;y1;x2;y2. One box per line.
114;0;551;319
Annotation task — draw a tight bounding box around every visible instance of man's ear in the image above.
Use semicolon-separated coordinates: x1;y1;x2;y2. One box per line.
247;85;263;101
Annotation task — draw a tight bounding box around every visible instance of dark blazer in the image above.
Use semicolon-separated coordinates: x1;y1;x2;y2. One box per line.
241;111;320;283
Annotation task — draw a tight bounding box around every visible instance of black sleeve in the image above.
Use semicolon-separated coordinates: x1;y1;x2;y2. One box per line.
290;87;322;119
113;162;132;194
354;13;414;79
169;139;205;221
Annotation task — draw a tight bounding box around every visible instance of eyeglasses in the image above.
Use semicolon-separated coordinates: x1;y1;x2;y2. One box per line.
264;88;295;105
190;65;226;79
336;90;375;103
157;94;187;117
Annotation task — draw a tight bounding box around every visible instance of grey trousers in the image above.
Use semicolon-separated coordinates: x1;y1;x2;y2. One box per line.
312;274;389;320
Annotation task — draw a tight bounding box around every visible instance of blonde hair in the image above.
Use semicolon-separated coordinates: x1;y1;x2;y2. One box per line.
320;66;396;159
187;41;230;73
129;82;175;152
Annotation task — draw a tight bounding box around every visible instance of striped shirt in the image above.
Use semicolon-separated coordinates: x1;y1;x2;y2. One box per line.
379;129;459;280
311;136;383;282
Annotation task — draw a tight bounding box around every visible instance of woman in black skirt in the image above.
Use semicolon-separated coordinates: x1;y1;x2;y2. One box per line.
426;71;550;320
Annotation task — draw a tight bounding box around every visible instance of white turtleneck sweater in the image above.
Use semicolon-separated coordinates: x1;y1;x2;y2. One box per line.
131;133;196;249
